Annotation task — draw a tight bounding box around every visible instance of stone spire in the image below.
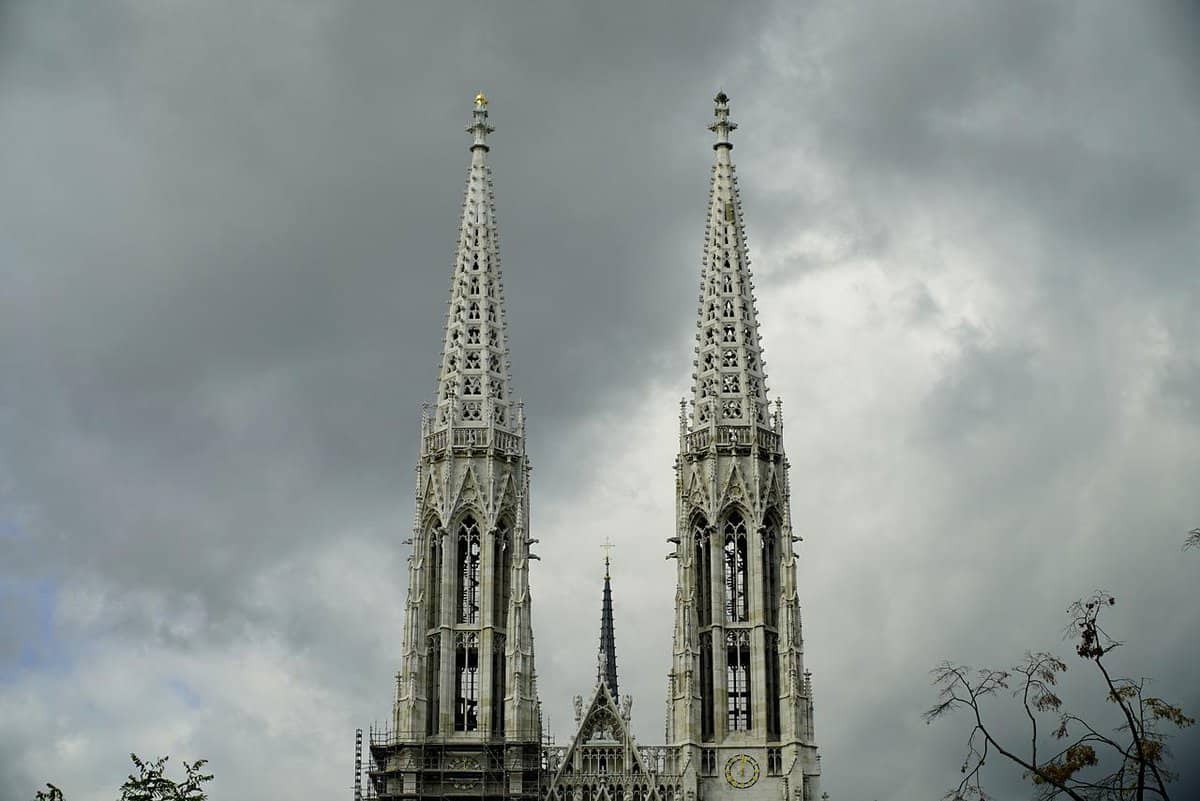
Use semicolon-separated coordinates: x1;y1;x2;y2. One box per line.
667;91;821;801
380;96;541;801
690;91;771;430
597;553;619;699
432;92;516;432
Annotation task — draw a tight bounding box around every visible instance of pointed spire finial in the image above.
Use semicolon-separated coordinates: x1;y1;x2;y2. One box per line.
709;90;737;151
467;92;495;151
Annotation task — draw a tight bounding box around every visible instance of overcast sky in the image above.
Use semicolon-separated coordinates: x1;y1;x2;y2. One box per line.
2;2;1198;800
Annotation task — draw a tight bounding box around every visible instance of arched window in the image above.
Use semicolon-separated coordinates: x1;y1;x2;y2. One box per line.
693;518;715;742
762;520;781;739
761;523;779;629
427;527;442;631
493;522;511;629
457;517;482;624
723;513;748;622
693;519;712;627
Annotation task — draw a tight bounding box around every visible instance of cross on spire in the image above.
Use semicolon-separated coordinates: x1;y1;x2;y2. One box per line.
467;91;495;151
600;537;616;577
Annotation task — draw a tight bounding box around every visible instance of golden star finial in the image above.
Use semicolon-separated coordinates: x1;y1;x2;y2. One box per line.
475;92;488;107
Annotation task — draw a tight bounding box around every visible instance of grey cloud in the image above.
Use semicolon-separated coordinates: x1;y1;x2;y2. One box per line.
2;1;1199;800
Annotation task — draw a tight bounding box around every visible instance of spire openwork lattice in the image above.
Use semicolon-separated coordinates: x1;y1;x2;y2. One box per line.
431;94;515;432
689;92;771;432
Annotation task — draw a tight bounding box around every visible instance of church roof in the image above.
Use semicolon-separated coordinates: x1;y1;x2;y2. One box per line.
431;95;516;432
690;92;772;430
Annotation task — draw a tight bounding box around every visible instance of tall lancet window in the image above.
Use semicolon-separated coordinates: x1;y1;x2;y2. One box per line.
726;630;752;731
694;517;715;742
762;519;782;739
761;522;779;629
427;528;442;631
457;517;482;624
492;522;511;630
723;513;749;622
693;519;712;627
454;632;480;731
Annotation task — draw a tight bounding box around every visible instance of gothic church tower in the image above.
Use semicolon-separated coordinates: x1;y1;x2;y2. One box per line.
666;93;821;801
369;95;542;801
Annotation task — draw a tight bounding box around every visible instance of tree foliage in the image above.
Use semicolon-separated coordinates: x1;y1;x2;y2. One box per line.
119;754;212;801
30;753;212;801
1183;528;1200;552
925;592;1193;801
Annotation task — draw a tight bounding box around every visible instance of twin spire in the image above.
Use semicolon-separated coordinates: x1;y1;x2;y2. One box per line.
431;88;764;698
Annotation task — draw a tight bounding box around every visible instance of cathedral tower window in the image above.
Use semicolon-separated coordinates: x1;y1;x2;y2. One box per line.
722;349;738;368
426;632;441;735
726;630;751;731
489;378;504;399
723;300;735;318
765;631;781;740
492;522;511;629
468;302;481;320
465;351;481;370
693;520;712;627
699;633;715;742
427;529;442;630
488;353;501;373
723;513;748;622
721;400;742;419
463;376;482;395
454;632;480;731
761;523;779;628
721;374;740;394
491;634;506;735
466;327;481;344
457;517;482;623
722;325;736;343
469;276;480;295
722;274;734;293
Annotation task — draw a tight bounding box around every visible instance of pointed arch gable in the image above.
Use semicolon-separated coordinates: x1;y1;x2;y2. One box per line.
548;682;661;798
719;462;748;507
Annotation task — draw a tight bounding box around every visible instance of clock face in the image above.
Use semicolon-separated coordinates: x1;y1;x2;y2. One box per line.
724;754;760;789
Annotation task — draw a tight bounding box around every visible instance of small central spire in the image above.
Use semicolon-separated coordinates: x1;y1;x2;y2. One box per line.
597;547;619;699
467;91;495;151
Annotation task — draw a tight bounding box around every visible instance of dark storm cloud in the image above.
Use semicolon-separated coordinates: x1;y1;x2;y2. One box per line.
2;1;1198;800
